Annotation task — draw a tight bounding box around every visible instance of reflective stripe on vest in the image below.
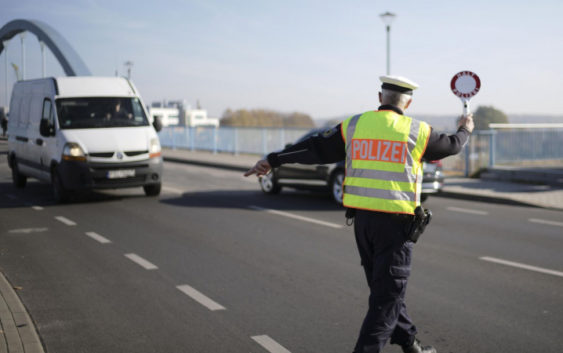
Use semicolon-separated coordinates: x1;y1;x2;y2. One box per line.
341;110;430;215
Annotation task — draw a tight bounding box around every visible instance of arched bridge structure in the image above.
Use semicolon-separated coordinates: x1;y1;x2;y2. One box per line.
0;19;91;76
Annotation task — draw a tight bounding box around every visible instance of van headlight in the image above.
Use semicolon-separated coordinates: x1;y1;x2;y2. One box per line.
149;138;161;158
62;143;87;162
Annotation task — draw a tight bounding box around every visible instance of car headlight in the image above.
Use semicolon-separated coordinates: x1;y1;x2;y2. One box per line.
149;138;161;158
62;143;86;162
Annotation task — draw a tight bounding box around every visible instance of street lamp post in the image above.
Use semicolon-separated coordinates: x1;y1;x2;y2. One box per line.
124;61;133;80
379;11;396;75
3;40;8;108
19;32;26;80
39;41;46;78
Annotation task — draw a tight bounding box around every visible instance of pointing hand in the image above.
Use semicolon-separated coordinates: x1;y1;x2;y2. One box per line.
244;159;271;177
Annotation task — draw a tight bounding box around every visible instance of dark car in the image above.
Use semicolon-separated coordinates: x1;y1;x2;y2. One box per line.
258;129;444;204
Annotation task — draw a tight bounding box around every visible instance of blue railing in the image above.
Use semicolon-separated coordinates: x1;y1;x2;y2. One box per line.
159;126;563;174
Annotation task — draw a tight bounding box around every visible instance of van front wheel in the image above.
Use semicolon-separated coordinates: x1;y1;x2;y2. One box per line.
52;169;70;203
11;160;27;189
143;183;161;196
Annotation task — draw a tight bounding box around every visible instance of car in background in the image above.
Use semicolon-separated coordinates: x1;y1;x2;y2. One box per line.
258;129;444;205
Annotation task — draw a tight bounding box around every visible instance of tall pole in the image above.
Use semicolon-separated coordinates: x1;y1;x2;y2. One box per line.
385;25;390;75
40;41;46;78
379;12;396;76
19;32;26;81
3;40;8;108
124;61;133;80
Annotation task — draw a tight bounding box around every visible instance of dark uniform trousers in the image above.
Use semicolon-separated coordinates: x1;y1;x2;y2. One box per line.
353;209;417;353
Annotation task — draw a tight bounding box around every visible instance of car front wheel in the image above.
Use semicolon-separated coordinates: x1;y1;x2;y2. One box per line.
259;172;281;194
330;170;344;205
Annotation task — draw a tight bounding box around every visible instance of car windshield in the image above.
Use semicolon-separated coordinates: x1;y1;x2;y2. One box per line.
55;97;149;129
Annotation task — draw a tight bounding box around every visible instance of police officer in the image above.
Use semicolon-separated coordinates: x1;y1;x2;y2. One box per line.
245;75;474;353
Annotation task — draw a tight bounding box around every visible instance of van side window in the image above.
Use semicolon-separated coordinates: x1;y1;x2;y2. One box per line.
41;99;55;133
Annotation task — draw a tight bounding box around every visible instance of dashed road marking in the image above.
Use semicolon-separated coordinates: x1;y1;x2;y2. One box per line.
124;253;158;270
176;284;226;311
85;231;112;244
251;335;291;353
249;205;344;229
529;218;563;228
446;206;489;215
8;228;48;234
31;205;44;211
480;256;563;278
55;216;77;226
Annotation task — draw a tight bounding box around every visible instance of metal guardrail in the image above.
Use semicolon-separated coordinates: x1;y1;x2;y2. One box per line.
158;126;311;155
159;126;563;175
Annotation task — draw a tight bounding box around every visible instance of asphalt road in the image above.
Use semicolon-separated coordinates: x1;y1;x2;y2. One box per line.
1;143;562;353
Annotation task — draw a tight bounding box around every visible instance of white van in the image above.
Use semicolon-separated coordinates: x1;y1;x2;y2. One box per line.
7;76;163;202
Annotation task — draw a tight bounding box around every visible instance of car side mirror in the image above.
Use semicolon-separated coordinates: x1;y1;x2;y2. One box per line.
40;119;54;137
152;116;163;132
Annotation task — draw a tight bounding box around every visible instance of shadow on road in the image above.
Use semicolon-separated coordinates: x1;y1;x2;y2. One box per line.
161;189;344;212
0;181;146;209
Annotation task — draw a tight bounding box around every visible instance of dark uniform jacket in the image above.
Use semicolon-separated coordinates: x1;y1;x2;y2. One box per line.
267;105;471;168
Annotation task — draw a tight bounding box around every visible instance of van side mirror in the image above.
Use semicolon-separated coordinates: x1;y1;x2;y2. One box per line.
40;119;54;137
152;116;163;132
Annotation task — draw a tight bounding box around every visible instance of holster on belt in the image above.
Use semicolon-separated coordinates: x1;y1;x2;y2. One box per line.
345;208;356;226
405;206;432;243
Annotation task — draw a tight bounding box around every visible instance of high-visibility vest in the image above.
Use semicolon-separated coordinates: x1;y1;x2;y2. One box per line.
341;110;431;215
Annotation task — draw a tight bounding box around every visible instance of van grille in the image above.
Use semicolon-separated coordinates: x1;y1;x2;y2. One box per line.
93;175;146;186
89;152;114;158
125;150;148;157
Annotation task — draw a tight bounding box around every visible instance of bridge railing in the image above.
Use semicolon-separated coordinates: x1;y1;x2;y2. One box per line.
159;126;563;175
158;126;310;155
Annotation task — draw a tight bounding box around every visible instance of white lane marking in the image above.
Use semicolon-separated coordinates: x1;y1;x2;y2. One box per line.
176;284;226;311
251;335;291;353
447;206;489;215
124;253;158;270
8;228;48;234
31;206;44;211
249;205;343;229
55;216;77;226
529;218;563;227
480;256;563;278
162;186;184;195
85;231;112;244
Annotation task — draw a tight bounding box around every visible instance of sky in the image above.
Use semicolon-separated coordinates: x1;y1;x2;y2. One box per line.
1;0;563;122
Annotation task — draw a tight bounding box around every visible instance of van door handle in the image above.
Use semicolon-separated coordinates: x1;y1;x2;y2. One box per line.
36;138;44;146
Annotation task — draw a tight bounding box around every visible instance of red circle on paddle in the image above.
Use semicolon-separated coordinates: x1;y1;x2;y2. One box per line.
451;71;481;98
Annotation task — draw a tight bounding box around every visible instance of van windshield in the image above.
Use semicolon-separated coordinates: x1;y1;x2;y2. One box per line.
55;97;149;129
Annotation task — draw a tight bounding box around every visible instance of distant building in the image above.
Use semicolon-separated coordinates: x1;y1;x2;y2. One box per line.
149;100;219;127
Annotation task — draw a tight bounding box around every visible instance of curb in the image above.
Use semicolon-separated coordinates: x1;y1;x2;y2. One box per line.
163;155;533;207
0;272;45;353
435;190;541;209
163;156;249;173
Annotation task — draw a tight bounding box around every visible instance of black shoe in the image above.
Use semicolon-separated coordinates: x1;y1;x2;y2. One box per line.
401;339;437;353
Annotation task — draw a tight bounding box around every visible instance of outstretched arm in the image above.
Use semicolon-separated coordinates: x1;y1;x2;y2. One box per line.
244;125;345;177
